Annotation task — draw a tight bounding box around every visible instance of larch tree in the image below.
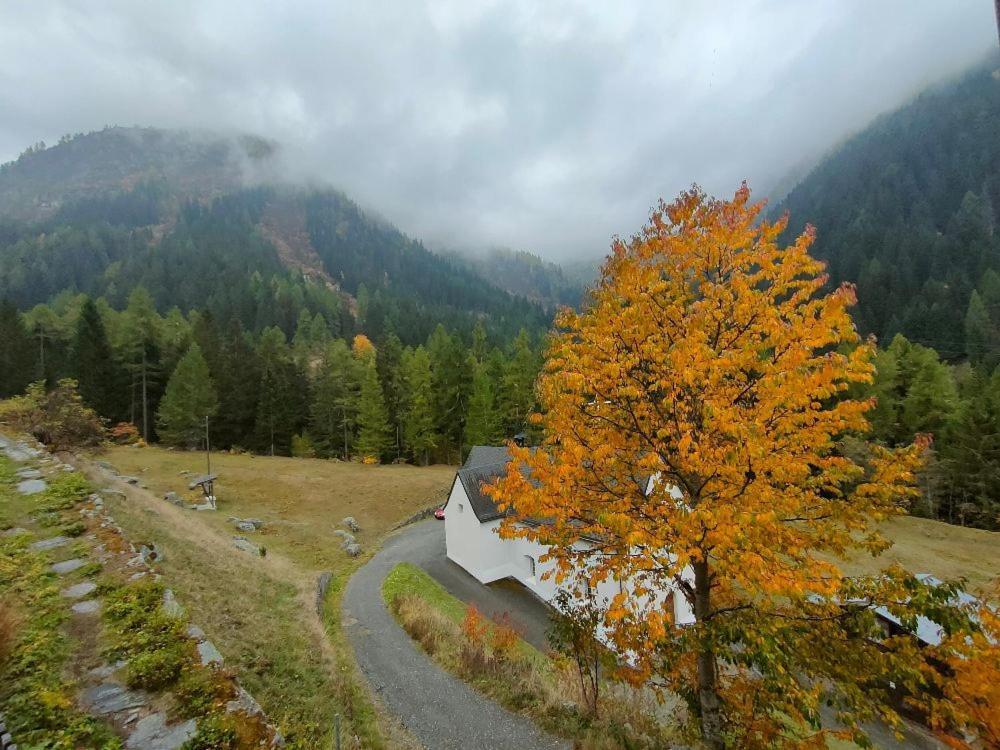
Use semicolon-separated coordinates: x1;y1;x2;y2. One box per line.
156;342;218;448
463;355;500;450
488;186;972;748
354;345;391;461
310;339;360;458
401;346;437;465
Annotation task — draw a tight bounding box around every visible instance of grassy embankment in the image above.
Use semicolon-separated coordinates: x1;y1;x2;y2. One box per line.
382;561;686;750
86;446;454;749
841;514;999;593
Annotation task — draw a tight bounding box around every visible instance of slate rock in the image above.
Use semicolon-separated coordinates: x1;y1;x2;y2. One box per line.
51;558;86;575
341;516;360;532
72;599;100;615
232;536;258;554
126;713;196;750
197;639;223;665
61;581;97;599
16;468;42;479
16;479;47;495
345;543;362;557
81;683;148;714
29;536;69;552
1;527;27;537
333;529;355;546
162;589;184;618
186;623;206;640
163;492;182;506
120;476;140;485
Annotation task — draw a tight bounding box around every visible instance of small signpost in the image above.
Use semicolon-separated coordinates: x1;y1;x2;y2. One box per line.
186;415;218;509
188;473;218;509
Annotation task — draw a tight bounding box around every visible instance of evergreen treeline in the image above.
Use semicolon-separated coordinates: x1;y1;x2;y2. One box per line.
778;55;1000;359
860;334;1000;530
0;290;542;465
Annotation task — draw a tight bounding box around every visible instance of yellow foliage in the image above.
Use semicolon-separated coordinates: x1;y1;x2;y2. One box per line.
487;184;934;748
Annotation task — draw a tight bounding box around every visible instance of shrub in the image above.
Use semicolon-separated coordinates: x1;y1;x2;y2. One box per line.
39;472;92;512
174;664;234;718
104;581;192;691
290;433;316;458
1;380;105;450
126;644;188;690
489;613;521;665
110;421;141;445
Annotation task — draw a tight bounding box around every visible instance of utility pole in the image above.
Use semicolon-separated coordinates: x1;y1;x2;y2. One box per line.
141;348;149;443
205;415;211;476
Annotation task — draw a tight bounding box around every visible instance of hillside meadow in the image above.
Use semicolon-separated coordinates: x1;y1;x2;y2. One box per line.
78;445;454;748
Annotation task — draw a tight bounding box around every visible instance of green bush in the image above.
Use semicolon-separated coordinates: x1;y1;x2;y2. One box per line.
103;581;192;692
181;715;240;749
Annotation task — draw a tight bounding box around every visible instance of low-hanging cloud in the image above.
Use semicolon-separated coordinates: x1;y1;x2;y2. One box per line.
0;0;993;260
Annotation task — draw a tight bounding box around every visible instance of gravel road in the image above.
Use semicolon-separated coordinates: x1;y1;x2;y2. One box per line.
342;520;568;750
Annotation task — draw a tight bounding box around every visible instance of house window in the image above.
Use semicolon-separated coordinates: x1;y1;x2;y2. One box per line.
525;555;536;578
458;503;464;513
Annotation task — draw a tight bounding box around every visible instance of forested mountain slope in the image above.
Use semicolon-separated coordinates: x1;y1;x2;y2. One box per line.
447;247;588;310
777;55;1000;360
0;127;548;345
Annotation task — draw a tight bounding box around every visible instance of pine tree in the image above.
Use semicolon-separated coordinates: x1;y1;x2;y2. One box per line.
156;342;218;448
70;298;123;420
254;327;306;456
965;290;997;367
401;346;436;465
426;324;472;461
463;356;499;451
0;300;35;398
376;333;405;458
213;318;259;449
355;356;391;461
310;339;360;458
499;328;540;439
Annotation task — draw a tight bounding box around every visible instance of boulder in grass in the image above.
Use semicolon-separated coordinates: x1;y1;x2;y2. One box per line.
340;516;360;533
345;543;362;557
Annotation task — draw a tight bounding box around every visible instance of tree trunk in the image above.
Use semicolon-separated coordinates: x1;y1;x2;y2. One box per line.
693;560;724;749
141;350;149;442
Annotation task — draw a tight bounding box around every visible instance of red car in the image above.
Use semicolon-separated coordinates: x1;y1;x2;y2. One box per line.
433;506;446;520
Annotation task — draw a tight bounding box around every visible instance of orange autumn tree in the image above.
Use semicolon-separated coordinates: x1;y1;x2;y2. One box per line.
487;185;964;749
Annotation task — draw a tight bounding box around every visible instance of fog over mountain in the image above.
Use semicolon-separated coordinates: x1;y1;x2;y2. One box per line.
0;1;993;260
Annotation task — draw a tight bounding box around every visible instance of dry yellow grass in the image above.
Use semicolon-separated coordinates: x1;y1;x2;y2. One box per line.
77;446;454;749
840;515;1000;594
102;446;453;569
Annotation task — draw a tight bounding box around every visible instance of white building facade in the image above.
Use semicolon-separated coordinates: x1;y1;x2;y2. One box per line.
444;446;696;626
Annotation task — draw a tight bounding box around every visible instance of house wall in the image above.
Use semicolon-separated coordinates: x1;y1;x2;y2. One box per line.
444;478;696;626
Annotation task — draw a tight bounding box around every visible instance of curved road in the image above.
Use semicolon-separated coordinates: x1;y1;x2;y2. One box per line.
342;520;568;750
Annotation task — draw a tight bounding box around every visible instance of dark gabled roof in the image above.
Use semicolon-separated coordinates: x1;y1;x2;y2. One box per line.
464;445;512;469
455;460;510;522
454;445;543;523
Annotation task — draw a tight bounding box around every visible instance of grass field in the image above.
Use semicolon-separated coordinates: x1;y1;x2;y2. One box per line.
78;445;455;749
841;515;1000;593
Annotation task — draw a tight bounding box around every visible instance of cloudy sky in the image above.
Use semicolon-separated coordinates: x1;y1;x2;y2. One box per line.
0;1;994;260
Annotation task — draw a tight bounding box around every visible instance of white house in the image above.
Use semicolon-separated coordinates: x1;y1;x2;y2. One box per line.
444;445;696;626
